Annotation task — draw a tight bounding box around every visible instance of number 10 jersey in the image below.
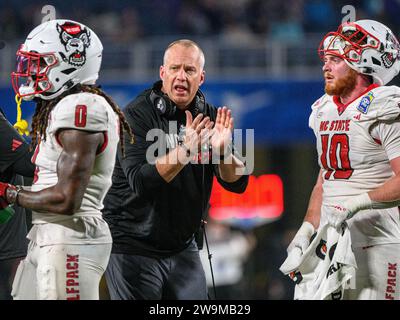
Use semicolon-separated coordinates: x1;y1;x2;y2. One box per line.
309;84;400;247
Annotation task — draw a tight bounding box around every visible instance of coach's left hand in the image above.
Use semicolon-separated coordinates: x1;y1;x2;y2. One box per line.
211;106;234;158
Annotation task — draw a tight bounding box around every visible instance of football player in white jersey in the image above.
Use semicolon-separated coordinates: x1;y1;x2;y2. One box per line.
0;19;133;299
286;20;400;299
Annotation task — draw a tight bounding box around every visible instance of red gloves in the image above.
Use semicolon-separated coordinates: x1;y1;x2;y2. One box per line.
0;182;16;204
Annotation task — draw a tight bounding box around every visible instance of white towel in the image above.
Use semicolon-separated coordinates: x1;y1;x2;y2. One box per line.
280;224;357;300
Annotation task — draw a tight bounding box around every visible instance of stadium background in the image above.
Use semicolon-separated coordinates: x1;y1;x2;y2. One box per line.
0;0;399;299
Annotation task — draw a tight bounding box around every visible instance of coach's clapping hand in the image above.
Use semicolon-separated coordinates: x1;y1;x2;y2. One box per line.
183;111;213;154
211;107;234;159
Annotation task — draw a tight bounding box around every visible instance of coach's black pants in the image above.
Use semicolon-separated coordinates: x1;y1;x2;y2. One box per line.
105;241;208;300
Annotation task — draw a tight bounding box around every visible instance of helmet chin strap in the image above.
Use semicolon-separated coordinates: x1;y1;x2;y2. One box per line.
19;76;79;102
36;79;76;100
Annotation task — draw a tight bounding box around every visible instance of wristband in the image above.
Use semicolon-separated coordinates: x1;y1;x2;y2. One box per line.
345;193;372;214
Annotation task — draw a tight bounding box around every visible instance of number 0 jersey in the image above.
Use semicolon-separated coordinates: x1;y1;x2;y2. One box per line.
31;92;119;225
309;84;400;247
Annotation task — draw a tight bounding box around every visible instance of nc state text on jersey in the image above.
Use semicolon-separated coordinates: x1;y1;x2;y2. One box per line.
319;119;351;132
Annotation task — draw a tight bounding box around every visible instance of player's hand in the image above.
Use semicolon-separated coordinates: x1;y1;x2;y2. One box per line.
287;221;315;255
184;111;213;153
0;182;16;205
210;107;234;159
326;193;372;229
326;205;352;229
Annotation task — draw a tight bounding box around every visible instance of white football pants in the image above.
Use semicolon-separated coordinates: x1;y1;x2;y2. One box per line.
343;243;400;300
11;240;111;300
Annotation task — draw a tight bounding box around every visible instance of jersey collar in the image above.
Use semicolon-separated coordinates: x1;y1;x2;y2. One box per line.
333;83;380;115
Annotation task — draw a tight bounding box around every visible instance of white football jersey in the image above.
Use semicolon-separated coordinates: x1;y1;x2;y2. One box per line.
309;85;400;247
30;92;119;225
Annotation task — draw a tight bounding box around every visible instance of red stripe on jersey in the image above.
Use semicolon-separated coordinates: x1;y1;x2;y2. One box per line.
96;132;108;155
373;138;382;145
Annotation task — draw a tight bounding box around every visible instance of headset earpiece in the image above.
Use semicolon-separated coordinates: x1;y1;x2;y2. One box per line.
149;89;176;119
194;89;206;115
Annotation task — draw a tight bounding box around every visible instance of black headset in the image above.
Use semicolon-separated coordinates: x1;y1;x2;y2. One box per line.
149;81;206;119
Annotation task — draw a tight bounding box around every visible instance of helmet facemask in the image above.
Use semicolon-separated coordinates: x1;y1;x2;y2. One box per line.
318;20;400;85
318;23;380;64
11;46;58;100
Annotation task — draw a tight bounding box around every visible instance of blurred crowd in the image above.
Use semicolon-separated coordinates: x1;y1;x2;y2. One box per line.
1;0;399;45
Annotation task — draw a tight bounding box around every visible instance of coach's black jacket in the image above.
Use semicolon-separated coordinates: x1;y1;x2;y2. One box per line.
103;85;248;258
0;109;34;260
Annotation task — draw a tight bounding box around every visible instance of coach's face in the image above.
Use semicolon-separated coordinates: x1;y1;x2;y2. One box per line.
160;44;205;110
